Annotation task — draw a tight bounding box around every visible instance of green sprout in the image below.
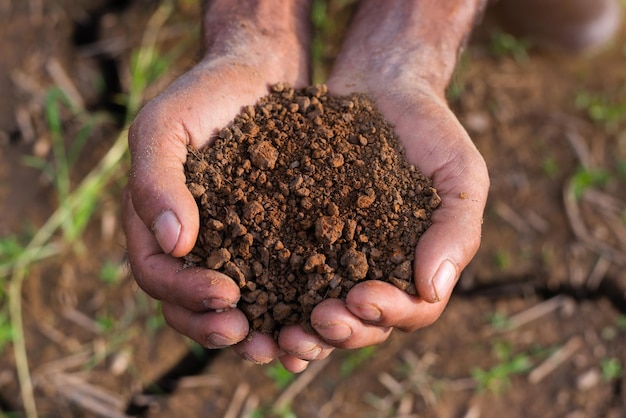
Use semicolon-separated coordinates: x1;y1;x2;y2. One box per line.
99;260;124;286
489;31;530;62
471;342;533;394
601;358;623;381
265;362;296;390
570;166;609;200
493;250;511;270
340;346;377;376
576;90;626;127
489;312;513;331
541;156;559;178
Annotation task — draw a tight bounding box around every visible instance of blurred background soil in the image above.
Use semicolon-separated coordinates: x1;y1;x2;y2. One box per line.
0;1;625;417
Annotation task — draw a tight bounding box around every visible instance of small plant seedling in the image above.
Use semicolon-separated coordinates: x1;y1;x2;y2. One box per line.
21;88;112;245
601;326;618;341
493;250;511;271
471;342;532;394
251;405;297;418
447;52;471;102
99;260;124;286
618;161;626;179
0;235;26;281
265;362;296;390
340;346;377;376
601;358;623;381
489;312;513;331
0;311;14;355
541;156;559;178
146;301;167;332
310;0;334;84
570;166;609;200
96;314;116;333
489;30;530;62
575;90;626;129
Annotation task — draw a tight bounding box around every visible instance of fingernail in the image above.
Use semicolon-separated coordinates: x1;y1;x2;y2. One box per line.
207;333;235;348
432;260;458;302
315;323;352;343
350;304;382;322
152;210;181;254
289;346;322;361
202;298;238;311
240;351;272;365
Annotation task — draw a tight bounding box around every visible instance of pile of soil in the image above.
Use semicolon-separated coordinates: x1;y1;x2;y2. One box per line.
183;83;440;337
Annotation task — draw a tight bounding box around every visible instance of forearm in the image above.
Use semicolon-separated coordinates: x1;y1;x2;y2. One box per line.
201;0;312;67
333;0;487;96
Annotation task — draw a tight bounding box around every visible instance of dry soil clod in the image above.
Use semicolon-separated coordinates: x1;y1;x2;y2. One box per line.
183;84;440;338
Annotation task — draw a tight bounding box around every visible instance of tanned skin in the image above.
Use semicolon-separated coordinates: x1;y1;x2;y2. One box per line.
123;0;489;372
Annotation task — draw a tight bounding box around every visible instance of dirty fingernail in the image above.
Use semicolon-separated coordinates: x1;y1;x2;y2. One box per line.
202;298;238;311
315;323;352;343
152;210;181;254
432;259;458;302
207;333;236;348
351;304;382;322
240;351;272;365
290;346;322;360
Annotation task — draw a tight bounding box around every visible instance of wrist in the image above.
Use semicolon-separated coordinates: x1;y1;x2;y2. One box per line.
331;0;486;98
201;0;312;84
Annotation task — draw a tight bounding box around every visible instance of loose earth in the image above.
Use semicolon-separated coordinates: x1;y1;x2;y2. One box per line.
183;83;440;338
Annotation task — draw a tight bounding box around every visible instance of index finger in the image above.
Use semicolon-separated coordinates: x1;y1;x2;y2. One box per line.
122;187;241;312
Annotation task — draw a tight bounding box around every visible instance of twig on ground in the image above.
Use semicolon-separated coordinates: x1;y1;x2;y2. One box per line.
563;181;626;265
239;393;259;418
15;105;36;144
373;350;440;416
273;358;330;410
586;256;611;291
402;350;438;407
32;351;90;378
462;403;482;418
46;58;85;110
178;374;222;390
528;336;582;384
31;316;83;352
11;69;46;100
581;190;626;251
397;392;414;416
493;201;533;235
379;371;403;395
223;382;250;418
499;295;569;332
444;378;477;392
318;388;345;418
565;129;593;169
51;373;127;418
61;307;103;334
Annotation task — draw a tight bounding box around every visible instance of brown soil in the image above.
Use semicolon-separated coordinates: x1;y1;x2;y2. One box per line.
183;83;440;336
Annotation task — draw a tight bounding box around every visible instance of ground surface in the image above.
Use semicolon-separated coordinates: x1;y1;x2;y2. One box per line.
1;1;625;417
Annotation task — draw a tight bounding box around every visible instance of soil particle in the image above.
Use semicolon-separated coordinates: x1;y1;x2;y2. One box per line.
183;84;440;337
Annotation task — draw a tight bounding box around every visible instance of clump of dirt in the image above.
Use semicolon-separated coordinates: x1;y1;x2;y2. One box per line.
183;83;441;337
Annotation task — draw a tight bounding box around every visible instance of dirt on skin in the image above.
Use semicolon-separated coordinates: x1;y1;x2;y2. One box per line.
183;83;441;337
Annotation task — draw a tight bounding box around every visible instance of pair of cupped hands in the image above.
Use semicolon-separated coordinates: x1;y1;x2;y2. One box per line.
121;26;489;373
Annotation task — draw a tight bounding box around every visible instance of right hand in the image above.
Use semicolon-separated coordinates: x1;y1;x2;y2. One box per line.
122;52;313;368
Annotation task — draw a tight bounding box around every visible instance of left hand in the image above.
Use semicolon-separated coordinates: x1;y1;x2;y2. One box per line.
277;78;489;355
